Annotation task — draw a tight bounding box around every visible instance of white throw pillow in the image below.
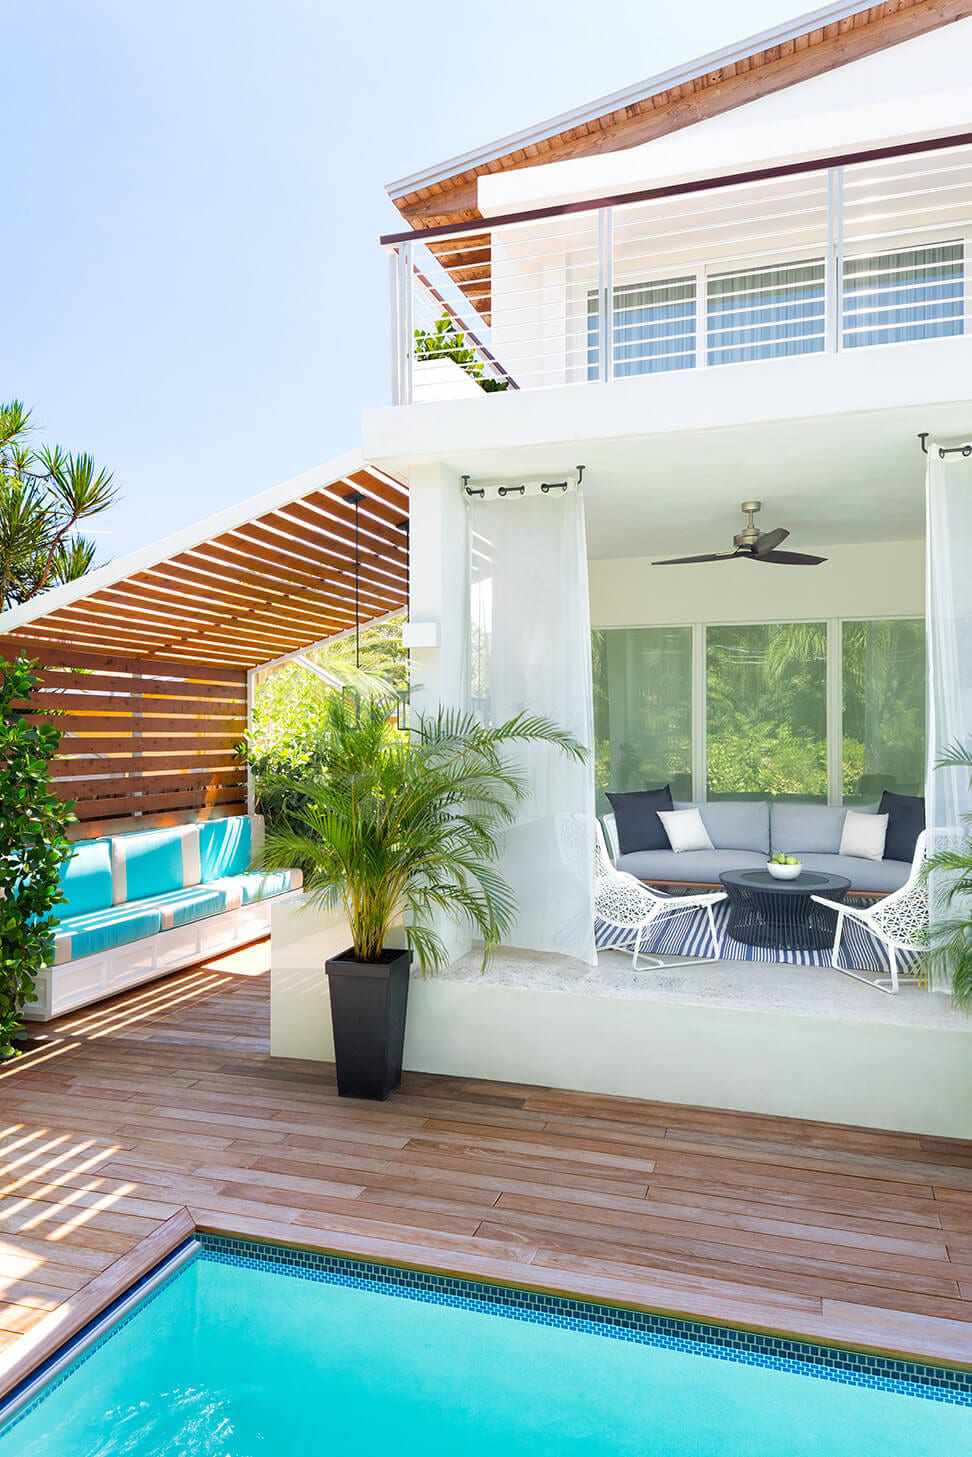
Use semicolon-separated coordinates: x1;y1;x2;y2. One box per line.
658;807;714;853
839;810;888;862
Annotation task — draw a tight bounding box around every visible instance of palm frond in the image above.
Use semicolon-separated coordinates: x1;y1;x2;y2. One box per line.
934;739;972;772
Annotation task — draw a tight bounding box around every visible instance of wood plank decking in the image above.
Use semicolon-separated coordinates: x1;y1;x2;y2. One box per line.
1;940;971;1378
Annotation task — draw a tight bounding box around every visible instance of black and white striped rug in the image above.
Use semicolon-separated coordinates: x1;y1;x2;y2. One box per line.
595;898;920;974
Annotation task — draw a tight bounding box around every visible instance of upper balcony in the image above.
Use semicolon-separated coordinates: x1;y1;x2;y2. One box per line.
380;135;972;420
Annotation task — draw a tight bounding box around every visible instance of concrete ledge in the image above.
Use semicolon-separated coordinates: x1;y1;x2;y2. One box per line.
269;899;972;1138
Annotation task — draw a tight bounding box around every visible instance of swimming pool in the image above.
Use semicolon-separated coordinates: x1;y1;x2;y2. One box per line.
1;1234;970;1454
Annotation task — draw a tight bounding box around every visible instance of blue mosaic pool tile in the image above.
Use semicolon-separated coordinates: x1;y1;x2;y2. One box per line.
3;1231;970;1440
198;1233;972;1408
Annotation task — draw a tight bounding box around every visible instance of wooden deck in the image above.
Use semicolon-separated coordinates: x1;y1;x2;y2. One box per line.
1;940;972;1384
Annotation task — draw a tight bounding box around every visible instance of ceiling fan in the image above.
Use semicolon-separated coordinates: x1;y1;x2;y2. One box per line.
652;501;827;567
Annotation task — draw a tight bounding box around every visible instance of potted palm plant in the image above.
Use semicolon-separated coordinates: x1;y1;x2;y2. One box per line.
258;693;585;1099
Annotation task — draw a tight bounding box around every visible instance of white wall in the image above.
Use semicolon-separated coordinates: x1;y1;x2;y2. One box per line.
590;538;924;628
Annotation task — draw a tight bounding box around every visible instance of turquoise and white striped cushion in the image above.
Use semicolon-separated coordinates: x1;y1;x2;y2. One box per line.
55;840;113;922
205;869;301;906
111;825;201;904
237;869;303;903
53;903;163;964
199;817;257;882
134;884;232;930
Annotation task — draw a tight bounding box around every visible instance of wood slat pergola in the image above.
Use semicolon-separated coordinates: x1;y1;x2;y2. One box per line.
0;450;408;838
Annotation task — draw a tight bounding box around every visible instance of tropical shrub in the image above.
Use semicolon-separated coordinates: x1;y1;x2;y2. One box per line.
0;656;75;1055
246;617;409;825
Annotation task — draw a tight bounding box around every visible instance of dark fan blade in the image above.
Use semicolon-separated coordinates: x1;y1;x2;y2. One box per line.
754;549;827;565
754;527;789;556
652;551;739;565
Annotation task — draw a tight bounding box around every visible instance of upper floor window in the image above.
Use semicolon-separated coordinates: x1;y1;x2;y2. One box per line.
842;241;965;349
586;240;965;382
588;277;697;379
706;260;826;366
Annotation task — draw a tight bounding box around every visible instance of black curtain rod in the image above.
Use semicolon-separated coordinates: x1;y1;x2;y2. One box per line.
462;466;585;498
918;432;972;459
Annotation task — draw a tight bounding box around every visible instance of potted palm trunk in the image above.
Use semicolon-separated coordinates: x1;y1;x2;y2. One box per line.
260;694;584;1100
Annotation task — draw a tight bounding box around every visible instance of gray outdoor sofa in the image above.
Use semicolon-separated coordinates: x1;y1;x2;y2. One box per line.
602;801;912;896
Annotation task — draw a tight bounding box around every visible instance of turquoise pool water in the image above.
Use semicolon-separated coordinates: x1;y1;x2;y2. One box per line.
1;1238;970;1455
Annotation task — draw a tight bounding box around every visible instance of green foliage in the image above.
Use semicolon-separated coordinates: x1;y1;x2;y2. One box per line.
706;622;827;800
924;740;972;1007
246;617;409;822
706;723;828;800
413;317;509;392
258;692;585;971
0;657;75;1056
841;618;925;801
0;401;118;610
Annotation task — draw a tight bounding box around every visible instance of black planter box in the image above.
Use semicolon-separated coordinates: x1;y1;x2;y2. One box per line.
325;947;411;1100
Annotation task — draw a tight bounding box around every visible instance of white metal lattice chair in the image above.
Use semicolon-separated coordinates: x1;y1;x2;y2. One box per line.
811;830;928;995
594;821;726;969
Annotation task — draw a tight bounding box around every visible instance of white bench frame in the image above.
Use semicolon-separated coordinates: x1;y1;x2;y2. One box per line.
26;894;301;1021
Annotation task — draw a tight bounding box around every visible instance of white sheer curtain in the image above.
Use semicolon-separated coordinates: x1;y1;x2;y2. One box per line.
468;485;596;964
925;441;972;990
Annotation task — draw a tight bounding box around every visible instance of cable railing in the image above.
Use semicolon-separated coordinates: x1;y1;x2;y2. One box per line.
383;135;972;404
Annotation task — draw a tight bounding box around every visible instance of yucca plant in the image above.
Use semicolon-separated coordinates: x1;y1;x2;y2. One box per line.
258;691;586;969
924;739;972;1007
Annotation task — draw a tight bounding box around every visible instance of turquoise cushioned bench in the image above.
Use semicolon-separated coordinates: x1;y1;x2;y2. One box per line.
35;815;301;1015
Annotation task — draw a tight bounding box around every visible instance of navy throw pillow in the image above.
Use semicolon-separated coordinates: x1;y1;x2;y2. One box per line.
878;791;925;864
606;786;674;854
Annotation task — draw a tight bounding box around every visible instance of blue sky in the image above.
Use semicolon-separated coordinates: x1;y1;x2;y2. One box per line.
8;0;795;559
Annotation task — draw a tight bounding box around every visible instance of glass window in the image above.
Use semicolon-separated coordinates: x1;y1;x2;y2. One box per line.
592;627;692;813
841;618;926;804
842;242;964;350
706;623;827;801
588;277;696;380
706;259;825;366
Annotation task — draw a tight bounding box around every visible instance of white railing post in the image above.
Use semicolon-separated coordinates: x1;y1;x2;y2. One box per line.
597;208;614;382
395;241;414;405
826;167;844;354
388;249;402;405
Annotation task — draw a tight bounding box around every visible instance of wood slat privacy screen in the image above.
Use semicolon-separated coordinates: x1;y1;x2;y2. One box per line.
7;639;248;838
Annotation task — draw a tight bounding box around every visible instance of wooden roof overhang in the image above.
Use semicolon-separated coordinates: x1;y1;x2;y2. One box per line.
0;454;408;836
0;460;409;670
388;0;972;229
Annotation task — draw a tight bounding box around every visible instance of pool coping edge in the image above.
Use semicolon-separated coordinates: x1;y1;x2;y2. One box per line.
1;1204;970;1415
0;1208;195;1405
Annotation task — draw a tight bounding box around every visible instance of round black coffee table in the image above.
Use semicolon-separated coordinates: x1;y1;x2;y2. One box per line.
719;869;852;951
